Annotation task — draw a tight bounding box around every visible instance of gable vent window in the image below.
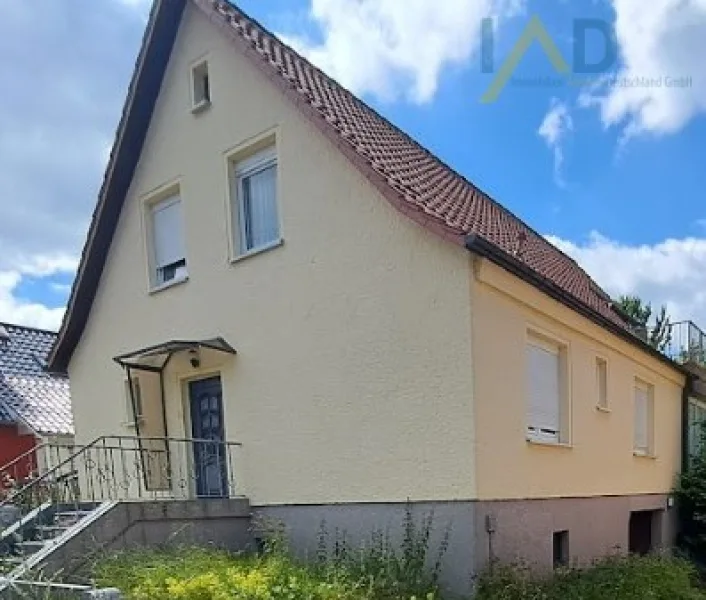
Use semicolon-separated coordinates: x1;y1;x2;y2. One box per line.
191;60;211;112
151;194;187;287
233;146;280;255
526;332;568;444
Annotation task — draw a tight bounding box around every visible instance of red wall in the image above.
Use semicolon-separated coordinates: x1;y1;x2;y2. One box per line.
0;424;37;487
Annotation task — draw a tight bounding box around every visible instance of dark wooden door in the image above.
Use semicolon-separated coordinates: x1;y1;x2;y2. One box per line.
629;511;654;555
189;376;228;498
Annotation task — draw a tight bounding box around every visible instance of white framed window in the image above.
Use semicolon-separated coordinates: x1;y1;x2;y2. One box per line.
596;357;608;410
191;60;211;111
526;333;566;444
233;146;279;254
634;379;654;455
124;377;144;425
150;194;187;287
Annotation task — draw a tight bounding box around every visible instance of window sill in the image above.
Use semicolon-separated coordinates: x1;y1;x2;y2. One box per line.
633;450;657;460
149;274;189;295
526;438;573;449
230;238;284;264
191;99;211;115
595;405;612;414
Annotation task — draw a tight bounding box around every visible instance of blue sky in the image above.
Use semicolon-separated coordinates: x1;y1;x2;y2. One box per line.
0;0;705;330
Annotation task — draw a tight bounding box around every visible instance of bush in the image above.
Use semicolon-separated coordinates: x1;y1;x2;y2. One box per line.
676;422;706;560
475;555;705;600
95;547;362;600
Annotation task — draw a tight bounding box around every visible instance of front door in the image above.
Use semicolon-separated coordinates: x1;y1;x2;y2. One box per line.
189;376;228;498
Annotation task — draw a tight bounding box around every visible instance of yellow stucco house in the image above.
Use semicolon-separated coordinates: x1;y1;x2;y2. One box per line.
43;0;688;592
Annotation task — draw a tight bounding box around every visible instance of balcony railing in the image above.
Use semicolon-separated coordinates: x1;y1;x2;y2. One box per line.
662;320;706;368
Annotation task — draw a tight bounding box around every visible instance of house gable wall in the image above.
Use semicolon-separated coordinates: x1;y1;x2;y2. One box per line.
68;3;476;505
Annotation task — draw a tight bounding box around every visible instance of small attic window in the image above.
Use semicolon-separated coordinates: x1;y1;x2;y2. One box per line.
191;60;211;113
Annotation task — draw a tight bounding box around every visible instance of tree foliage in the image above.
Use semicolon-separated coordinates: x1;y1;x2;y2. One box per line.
617;295;672;351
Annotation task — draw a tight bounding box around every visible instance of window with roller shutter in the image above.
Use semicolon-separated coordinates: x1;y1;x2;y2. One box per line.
633;379;653;455
150;194;187;287
526;333;566;444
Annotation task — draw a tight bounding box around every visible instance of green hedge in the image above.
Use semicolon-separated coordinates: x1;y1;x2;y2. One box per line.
475;555;705;600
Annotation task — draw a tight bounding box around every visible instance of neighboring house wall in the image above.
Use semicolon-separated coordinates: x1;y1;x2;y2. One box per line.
471;259;683;569
0;424;36;485
68;3;476;508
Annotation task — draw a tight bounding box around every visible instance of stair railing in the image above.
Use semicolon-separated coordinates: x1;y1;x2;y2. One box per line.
0;435;242;529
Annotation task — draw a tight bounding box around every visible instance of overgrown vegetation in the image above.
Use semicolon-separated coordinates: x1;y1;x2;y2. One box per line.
94;506;449;600
475;555;706;600
676;421;706;560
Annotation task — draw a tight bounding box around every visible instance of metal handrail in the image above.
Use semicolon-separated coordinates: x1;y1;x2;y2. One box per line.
0;435;243;510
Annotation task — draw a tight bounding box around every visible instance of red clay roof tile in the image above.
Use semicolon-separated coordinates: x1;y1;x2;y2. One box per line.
201;0;628;329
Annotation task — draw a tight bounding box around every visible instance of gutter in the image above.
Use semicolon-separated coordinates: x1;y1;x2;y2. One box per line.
465;234;687;376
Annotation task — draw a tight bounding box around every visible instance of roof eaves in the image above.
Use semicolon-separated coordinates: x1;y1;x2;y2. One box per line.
465;234;686;376
47;0;187;374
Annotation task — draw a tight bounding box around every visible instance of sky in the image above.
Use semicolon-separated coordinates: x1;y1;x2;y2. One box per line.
0;0;704;332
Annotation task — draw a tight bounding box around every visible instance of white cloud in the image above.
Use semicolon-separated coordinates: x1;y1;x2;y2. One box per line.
581;0;706;139
547;231;706;326
538;99;573;187
0;1;143;328
0;261;75;331
284;0;524;103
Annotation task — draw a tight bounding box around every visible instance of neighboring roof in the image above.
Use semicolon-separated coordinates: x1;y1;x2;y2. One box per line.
48;0;673;373
0;322;74;436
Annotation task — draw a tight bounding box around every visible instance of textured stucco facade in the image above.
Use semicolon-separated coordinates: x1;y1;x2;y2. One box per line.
471;259;684;501
68;3;476;506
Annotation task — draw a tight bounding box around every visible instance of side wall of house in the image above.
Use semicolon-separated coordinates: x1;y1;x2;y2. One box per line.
0;424;37;484
470;258;684;571
68;2;476;512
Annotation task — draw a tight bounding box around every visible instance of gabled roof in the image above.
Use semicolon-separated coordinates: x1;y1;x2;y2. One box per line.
49;0;673;373
0;323;74;436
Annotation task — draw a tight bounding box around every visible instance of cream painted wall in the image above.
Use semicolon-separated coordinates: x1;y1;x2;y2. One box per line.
68;3;476;506
471;259;684;500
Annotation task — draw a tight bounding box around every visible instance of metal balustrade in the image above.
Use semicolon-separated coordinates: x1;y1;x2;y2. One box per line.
662;321;706;368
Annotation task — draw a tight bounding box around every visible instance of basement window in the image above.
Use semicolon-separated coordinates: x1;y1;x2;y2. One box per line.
553;530;569;568
191;60;211;113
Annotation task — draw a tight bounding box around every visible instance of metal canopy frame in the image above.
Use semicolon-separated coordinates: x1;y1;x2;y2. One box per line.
113;337;237;372
112;337;237;491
